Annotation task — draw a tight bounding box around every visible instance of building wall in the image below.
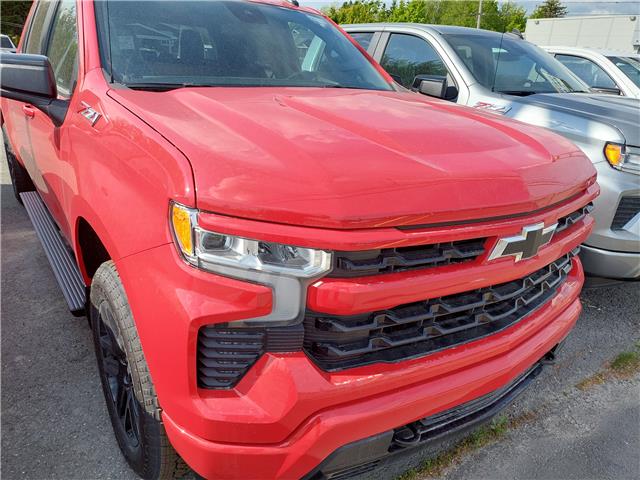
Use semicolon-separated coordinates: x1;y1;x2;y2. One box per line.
525;15;640;53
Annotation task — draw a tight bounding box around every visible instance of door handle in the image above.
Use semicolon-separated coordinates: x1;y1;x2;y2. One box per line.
22;105;36;118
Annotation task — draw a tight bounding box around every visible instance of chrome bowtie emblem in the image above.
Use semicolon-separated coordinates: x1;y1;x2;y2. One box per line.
488;223;557;262
79;102;101;126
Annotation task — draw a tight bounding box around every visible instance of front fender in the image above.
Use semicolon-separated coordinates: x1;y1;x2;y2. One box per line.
65;70;196;279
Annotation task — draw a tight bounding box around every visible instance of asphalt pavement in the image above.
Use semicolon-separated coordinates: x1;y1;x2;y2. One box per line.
1;146;639;480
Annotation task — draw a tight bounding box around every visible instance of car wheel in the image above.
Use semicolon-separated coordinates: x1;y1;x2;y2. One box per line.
90;261;189;479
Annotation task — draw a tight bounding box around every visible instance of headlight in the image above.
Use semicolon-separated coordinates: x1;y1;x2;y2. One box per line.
604;142;640;174
170;202;333;326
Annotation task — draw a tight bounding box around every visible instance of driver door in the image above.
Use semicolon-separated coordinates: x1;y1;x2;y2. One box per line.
24;0;79;239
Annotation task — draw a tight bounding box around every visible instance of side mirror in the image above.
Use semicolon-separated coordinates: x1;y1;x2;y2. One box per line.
0;53;68;126
412;74;458;101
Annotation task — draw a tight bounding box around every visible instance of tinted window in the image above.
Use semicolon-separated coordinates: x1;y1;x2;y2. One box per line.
381;34;448;88
47;0;78;97
445;33;588;95
1;35;14;48
350;32;374;51
25;0;54;54
555;54;617;89
607;56;640;88
95;1;391;91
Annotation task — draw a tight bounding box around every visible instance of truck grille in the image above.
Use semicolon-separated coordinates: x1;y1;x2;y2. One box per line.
304;251;576;371
198;203;589;387
611;197;640;230
329;238;486;278
555;203;593;234
328;204;590;278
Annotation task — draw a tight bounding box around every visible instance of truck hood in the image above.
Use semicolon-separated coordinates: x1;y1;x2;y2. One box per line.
109;88;595;229
506;93;640;146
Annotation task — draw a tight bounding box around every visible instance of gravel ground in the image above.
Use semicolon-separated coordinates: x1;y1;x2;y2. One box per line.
1;145;639;480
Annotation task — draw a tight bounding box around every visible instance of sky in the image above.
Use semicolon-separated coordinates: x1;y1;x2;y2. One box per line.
303;0;640;16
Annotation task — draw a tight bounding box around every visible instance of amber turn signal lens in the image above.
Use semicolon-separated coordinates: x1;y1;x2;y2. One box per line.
604;143;623;167
171;203;194;256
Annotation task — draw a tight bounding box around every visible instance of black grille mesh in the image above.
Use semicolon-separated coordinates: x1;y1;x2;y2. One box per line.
304;251;576;371
555;203;593;234
329;239;486;278
329;204;590;278
611;197;640;230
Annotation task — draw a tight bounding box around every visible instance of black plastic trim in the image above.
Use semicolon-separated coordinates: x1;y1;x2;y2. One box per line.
611;197;639;230
329;238;486;278
197;324;304;389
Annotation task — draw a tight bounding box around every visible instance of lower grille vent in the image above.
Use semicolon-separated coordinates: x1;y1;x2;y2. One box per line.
611;197;640;230
197;324;303;389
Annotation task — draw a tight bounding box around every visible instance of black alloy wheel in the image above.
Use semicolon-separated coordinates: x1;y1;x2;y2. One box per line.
95;302;143;453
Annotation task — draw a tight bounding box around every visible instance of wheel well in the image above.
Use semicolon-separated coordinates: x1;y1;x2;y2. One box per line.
77;218;110;281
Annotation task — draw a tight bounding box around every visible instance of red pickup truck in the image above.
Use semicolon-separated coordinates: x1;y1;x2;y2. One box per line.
1;1;597;479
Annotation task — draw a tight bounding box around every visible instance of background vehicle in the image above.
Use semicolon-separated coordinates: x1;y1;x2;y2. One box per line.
544;47;640;98
0;34;17;53
524;15;640;54
1;1;596;479
345;23;640;280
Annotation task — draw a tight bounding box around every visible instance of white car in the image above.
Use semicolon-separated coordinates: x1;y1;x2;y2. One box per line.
0;34;16;53
544;46;640;99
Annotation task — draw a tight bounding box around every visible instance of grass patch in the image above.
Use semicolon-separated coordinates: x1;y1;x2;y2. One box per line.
576;343;640;391
610;350;640;374
395;413;536;480
575;372;606;391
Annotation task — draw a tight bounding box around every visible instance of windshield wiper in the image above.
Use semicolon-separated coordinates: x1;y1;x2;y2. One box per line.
124;82;212;92
497;90;539;97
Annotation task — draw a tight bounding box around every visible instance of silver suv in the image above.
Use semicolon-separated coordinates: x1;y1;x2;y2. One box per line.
345;23;640;279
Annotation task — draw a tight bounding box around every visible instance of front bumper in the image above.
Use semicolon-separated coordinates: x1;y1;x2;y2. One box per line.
304;354;550;480
580;163;639;279
581;163;639;278
579;244;640;279
159;260;583;480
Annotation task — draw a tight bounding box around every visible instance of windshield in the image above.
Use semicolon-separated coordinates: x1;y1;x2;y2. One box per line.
443;33;589;95
95;0;391;91
608;56;640;88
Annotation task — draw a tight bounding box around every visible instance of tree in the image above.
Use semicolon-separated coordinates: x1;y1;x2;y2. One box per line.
0;1;33;44
323;1;387;24
323;0;525;33
498;1;528;32
530;0;567;19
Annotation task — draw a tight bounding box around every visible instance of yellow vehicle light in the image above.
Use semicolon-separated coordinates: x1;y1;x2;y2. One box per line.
604;143;623;167
171;203;194;256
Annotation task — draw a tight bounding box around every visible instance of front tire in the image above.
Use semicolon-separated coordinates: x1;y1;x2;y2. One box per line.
90;261;188;479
